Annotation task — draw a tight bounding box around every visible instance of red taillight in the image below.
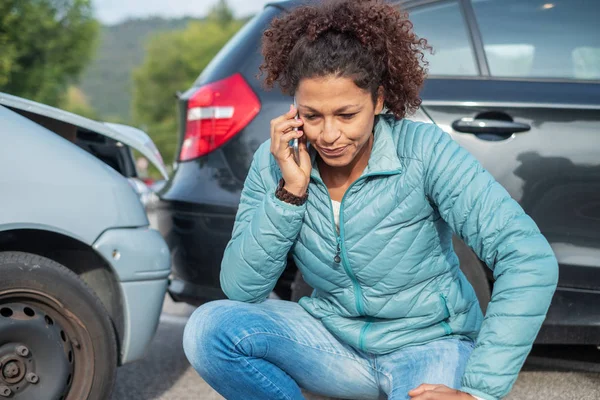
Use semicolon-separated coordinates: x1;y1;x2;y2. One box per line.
179;73;261;161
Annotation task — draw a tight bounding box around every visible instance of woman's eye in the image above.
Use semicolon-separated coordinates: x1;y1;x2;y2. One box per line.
303;114;317;120
340;113;357;119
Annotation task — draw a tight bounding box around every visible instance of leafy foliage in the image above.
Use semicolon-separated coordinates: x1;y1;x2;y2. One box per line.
0;0;98;106
79;17;194;121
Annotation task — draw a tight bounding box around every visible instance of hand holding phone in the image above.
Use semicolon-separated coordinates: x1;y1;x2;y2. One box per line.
268;101;311;197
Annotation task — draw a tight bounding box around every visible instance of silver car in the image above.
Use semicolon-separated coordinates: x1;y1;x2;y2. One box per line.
0;93;170;400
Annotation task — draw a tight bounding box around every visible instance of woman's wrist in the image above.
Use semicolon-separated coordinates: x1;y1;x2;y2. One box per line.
275;178;308;205
283;184;308;197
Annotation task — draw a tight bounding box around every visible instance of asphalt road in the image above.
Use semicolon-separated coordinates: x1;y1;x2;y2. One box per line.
111;297;600;400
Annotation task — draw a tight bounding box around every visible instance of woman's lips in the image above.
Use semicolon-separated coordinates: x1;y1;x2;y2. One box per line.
319;145;348;157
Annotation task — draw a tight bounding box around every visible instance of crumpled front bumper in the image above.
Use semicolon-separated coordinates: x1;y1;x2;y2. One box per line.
93;226;170;364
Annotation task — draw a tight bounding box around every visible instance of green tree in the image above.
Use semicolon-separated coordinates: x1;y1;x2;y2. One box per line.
132;17;244;166
79;17;194;122
0;0;98;106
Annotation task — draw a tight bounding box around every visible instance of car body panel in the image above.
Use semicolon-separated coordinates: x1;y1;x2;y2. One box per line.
118;279;168;363
420;78;600;344
0;92;168;179
92;227;171;282
92;227;170;362
0;105;149;244
421;79;600;272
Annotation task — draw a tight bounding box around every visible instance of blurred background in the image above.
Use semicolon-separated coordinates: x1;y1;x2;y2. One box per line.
0;0;270;177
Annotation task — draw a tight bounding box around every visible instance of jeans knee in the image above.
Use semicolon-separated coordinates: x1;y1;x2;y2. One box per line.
183;299;258;373
183;300;232;370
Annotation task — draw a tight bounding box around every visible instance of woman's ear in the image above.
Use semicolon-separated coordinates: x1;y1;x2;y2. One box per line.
375;86;385;115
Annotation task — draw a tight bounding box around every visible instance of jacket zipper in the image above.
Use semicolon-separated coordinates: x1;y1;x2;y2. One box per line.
312;175;365;315
312;169;401;350
334;237;341;264
339;171;401;317
313;170;399;316
338;184;365;316
359;322;372;351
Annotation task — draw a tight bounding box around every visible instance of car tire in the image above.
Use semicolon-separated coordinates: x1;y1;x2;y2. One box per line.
0;251;117;400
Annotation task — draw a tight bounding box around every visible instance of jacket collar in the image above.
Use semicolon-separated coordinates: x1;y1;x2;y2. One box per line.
310;114;402;182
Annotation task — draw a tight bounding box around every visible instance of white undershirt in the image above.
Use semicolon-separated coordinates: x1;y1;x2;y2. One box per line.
331;200;341;233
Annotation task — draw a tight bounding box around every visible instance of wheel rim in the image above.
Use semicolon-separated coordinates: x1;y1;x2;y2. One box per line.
0;290;95;400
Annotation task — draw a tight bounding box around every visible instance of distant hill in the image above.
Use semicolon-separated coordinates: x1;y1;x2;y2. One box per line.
79;17;199;122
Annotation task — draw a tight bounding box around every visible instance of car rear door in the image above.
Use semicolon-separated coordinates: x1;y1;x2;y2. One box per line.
402;0;600;343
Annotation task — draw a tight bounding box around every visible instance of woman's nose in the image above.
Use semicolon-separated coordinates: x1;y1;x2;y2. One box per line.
321;122;341;145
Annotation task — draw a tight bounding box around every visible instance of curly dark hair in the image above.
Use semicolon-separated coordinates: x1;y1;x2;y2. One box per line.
258;0;431;119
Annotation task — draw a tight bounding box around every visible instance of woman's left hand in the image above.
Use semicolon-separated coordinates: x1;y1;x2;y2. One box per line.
408;384;476;399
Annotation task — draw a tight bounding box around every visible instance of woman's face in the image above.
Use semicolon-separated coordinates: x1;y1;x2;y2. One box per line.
295;76;384;168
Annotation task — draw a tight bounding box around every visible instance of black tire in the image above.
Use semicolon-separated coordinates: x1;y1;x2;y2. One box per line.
0;251;117;400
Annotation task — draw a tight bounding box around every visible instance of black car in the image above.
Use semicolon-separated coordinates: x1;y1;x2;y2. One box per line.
153;0;600;345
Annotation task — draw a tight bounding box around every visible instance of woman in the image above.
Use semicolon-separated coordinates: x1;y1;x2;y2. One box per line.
183;1;558;399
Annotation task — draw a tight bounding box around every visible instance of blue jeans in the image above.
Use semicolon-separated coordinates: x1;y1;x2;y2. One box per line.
183;299;474;400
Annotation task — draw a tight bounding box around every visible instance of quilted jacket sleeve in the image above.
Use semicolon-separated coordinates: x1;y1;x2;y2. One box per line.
220;145;307;303
421;125;559;400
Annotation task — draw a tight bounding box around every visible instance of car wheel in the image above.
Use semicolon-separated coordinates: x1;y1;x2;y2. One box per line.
0;252;117;400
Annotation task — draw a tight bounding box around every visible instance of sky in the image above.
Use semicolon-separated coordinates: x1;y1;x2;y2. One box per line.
93;0;278;24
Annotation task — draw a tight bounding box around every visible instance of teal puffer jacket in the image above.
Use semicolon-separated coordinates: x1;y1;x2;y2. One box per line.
220;115;558;400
